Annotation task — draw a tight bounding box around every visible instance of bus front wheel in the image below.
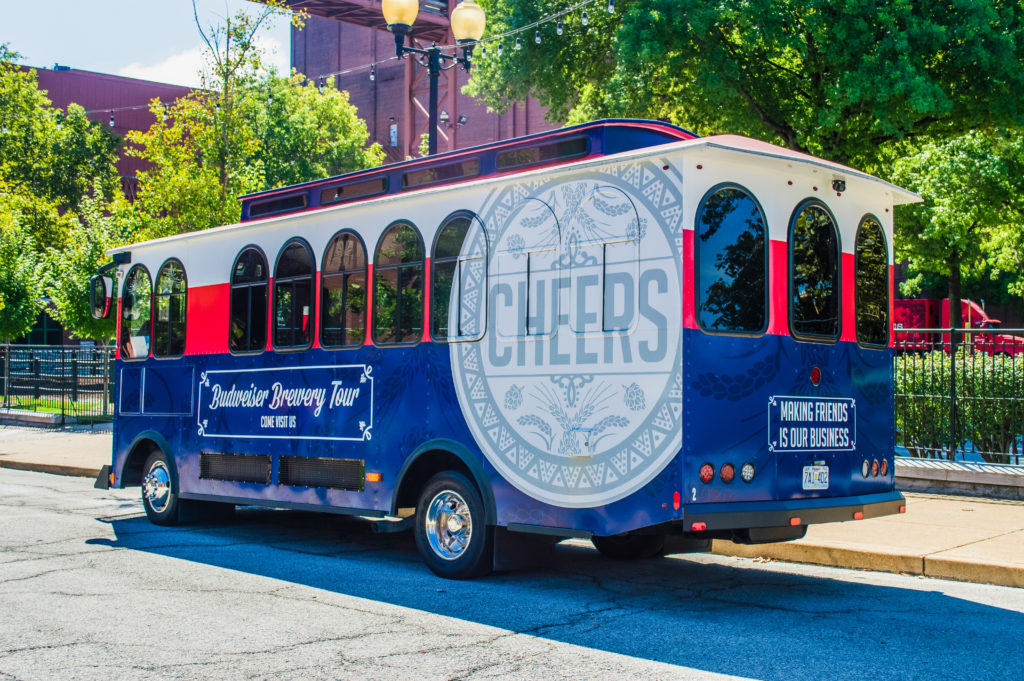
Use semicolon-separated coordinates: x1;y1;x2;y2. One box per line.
141;449;183;526
414;471;493;579
592;532;666;560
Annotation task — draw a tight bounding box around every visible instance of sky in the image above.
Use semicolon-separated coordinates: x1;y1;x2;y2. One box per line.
4;0;293;88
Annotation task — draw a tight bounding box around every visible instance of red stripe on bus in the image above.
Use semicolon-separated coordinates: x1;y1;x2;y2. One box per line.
841;252;856;344
422;257;432;343
312;271;322;350
682;230;697;330
767;240;788;336
889;263;895;348
186;283;229;355
364;265;374;346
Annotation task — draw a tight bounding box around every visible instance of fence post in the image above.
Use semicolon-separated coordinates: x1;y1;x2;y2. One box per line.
59;347;66;427
71;356;79;403
949;328;958;461
103;349;111;416
32;354;40;402
1;345;6;408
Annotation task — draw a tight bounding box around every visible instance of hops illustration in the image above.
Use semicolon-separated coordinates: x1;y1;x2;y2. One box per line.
504;384;523;410
623;382;646;411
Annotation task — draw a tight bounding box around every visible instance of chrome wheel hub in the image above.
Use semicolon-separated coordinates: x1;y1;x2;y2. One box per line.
142;461;171;513
425;490;472;561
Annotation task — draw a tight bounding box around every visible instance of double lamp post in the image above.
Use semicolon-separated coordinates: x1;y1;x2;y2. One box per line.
381;0;486;155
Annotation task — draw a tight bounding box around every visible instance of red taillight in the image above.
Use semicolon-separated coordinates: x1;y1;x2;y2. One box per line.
899;505;906;513
691;522;707;531
699;463;715;483
672;491;681;510
853;511;864;520
871;460;879;477
720;463;735;483
881;459;889;476
810;366;821;385
790;517;802;526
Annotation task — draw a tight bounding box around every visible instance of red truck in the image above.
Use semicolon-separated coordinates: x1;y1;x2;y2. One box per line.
894;299;1024;355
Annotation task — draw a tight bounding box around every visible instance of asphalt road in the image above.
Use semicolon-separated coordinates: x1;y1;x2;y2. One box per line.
2;468;1023;681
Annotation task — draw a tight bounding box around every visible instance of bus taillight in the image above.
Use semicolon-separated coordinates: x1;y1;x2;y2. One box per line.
720;463;735;483
740;462;755;483
699;463;715;484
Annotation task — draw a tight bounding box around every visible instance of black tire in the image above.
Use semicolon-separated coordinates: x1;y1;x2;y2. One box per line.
414;471;493;579
141;449;183;526
592;532;666;560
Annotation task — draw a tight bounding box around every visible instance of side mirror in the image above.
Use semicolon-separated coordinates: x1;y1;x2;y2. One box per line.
90;275;113;319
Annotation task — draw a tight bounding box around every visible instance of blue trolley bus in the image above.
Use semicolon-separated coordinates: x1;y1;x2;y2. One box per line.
92;119;915;578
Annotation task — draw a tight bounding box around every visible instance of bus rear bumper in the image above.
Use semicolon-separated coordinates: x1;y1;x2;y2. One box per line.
683;490;905;533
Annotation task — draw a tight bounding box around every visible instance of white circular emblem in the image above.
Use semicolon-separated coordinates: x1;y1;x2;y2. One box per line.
451;161;683;507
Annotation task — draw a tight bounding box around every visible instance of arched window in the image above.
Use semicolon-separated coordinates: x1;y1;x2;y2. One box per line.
493;198;560;338
431;212;486;341
321;230;367;348
855;216;889;347
154;260;186;356
274;239;315;349
789;201;840;340
121;265;151;360
230;247;268;353
695;185;768;334
373;222;424;344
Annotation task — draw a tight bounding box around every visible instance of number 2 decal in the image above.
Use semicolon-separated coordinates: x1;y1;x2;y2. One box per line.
691;487;697;502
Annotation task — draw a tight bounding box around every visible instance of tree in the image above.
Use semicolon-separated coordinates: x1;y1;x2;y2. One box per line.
891;129;1024;328
0;188;45;343
467;0;1024;167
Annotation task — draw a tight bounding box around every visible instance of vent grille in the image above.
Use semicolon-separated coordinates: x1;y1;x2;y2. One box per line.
199;451;271;484
279;456;364;491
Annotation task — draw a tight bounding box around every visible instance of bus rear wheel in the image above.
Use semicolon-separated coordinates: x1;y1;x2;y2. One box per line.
592;532;666;560
414;471;493;579
141;449;183;526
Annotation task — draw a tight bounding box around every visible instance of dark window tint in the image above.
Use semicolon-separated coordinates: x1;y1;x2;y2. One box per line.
320;178;388;206
321;231;367;348
249;193;307;218
790;202;840;339
121;265;151;359
431;214;486;340
154;260;187;356
274;240;315;349
696;187;767;333
496;137;589;170
402;159;479;189
230;248;268;352
373;223;424;344
855;216;889;346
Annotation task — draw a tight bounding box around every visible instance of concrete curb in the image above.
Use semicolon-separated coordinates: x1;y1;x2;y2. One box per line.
0;459;100;479
711;539;1024;590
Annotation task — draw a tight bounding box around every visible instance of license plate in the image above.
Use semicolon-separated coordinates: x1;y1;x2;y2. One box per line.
802;465;829;490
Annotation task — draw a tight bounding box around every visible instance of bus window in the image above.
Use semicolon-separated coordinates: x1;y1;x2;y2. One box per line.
789;201;840;340
321;230;367;348
855;215;889;347
695;185;767;334
121;265;152;360
273;239;315;349
494;199;559;338
431;212;486;341
568;187;639;334
154;260;186;356
230;247;269;353
373;222;424;344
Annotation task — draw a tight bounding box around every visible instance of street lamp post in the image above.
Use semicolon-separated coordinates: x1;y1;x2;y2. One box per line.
382;0;486;155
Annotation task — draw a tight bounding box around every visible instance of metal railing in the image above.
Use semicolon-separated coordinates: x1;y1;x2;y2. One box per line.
895;328;1024;465
0;345;115;426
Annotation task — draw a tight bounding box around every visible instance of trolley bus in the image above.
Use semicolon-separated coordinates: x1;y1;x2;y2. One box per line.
92;119;915;578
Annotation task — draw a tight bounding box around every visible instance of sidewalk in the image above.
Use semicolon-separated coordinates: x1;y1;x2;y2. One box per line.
1;424;1021;589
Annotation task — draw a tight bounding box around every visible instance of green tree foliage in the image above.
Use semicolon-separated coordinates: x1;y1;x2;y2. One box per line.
468;0;1024;166
0;191;44;343
891;129;1024;327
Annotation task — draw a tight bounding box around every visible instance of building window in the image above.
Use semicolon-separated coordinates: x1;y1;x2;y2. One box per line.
321;230;367;348
431;212;486;341
121;265;151;359
230;247;268;353
274;239;315;349
695;185;768;334
789;201;840;340
373;222;424;344
855;216;889;347
154;259;186;356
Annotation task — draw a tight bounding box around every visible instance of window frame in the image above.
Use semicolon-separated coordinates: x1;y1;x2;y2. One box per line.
228;245;270;355
854;213;890;349
153;258;187;359
320;229;368;350
787;198;842;343
430;210;487;343
272;237;316;352
120;264;152;361
372;220;425;346
693;182;770;338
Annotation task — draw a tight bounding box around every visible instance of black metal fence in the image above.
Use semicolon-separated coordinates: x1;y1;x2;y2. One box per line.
896;329;1024;464
0;345;115;425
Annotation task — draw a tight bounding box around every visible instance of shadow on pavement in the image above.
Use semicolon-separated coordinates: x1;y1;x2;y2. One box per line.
91;507;1023;681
